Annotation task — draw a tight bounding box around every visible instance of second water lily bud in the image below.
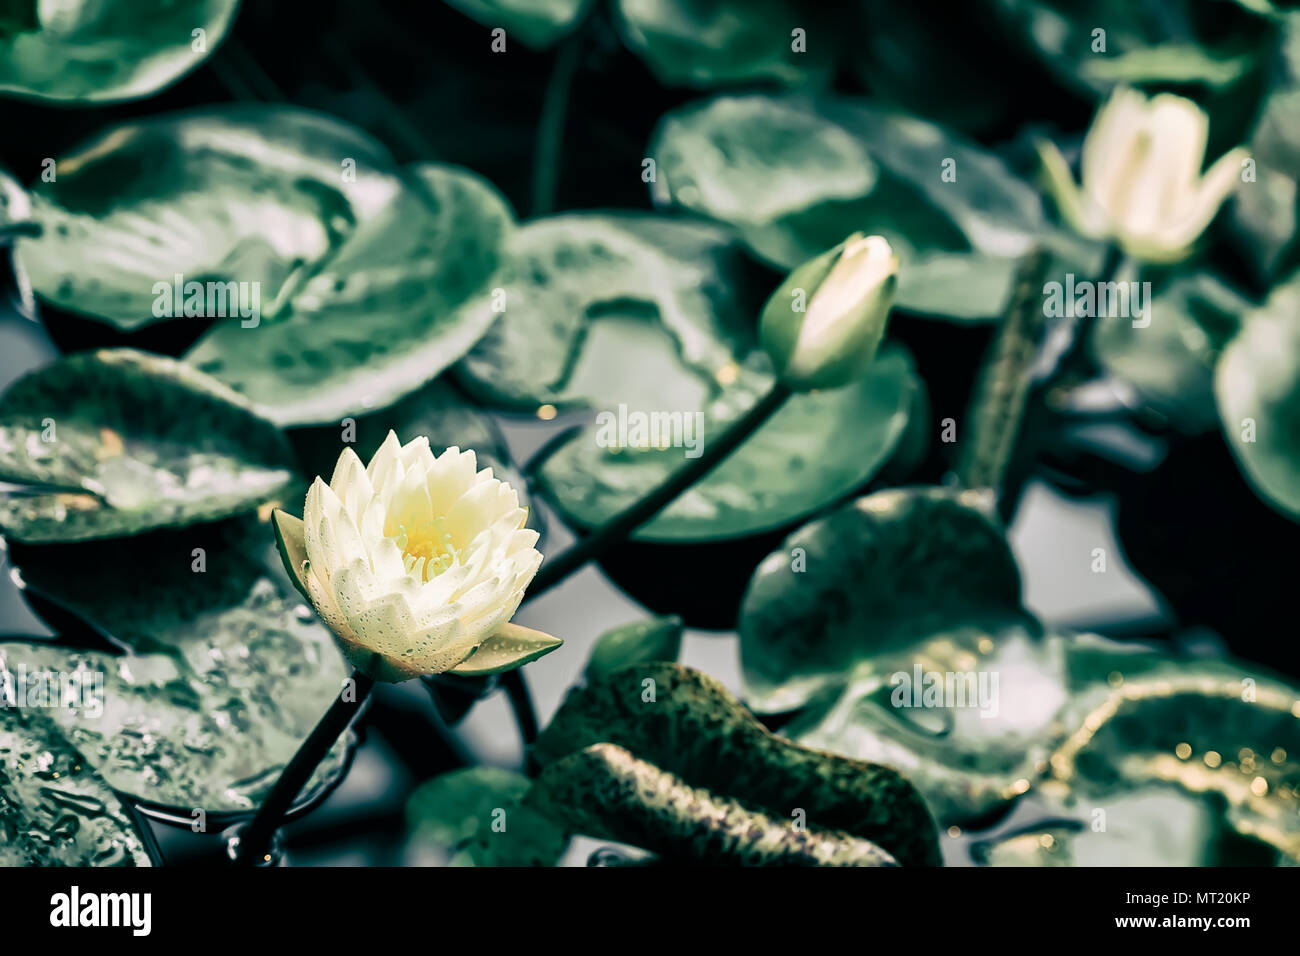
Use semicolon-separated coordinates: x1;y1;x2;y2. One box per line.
759;234;898;391
1036;86;1250;263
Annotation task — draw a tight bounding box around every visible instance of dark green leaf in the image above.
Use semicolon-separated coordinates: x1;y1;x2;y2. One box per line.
614;0;828;88
536;346;918;541
1093;272;1251;433
1215;271;1300;519
444;0;593;49
533;662;941;866
738;487;1031;713
586;615;683;681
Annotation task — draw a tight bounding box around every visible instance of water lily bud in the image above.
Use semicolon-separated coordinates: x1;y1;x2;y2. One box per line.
1036;86;1250;263
760;233;898;391
275;432;555;682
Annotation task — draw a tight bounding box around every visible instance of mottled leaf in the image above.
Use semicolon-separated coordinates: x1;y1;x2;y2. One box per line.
0;349;296;543
533;662;941;866
187;162;513;425
650;94;1050;320
529;744;897;865
455;213;756;410
16;107;399;333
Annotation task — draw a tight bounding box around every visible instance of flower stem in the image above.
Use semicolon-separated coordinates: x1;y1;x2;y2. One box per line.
232;672;375;866
993;243;1125;522
523;381;794;604
530;28;583;216
501;669;541;773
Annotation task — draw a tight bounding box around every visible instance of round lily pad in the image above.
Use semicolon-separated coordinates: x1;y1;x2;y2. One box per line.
738;486;1031;713
536;346;919;542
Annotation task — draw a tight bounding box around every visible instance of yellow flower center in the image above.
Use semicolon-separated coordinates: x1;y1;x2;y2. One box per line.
392;518;459;581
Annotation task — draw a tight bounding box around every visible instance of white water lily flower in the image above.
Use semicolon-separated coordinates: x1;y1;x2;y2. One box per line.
1037;87;1249;263
274;432;554;682
759;233;898;391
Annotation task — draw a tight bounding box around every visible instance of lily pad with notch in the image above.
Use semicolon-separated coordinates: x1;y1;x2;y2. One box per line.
0;349;297;543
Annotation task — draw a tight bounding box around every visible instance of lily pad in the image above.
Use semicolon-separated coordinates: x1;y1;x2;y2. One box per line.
533;662;941;866
0;349;296;543
406;767;567;866
443;0;593;49
15;106;399;333
13;107;511;424
738;487;1032;713
455;213;757;410
586;615;683;681
614;0;829;88
529;744;897;865
650;94;1051;320
0;0;240;103
0;709;156;866
536;346;918;541
1093;272;1250;433
1215;273;1300;520
5;516;352;818
187;162;514;425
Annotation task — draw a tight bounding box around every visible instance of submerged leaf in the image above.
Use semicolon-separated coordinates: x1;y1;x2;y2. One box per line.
6;518;351;816
0;710;156;866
